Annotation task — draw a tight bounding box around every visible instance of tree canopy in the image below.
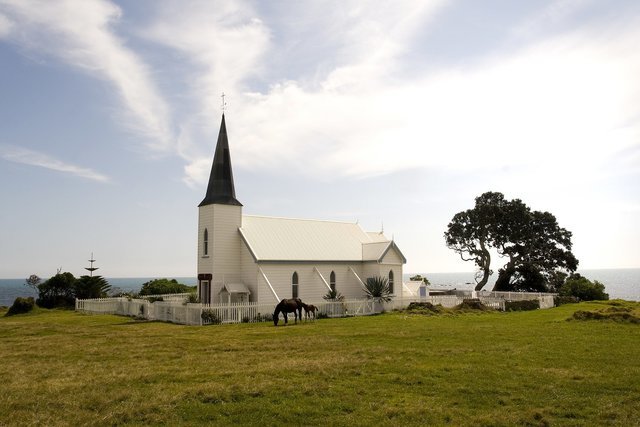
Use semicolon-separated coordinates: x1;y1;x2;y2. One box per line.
24;274;41;293
33;272;112;307
74;275;111;300
559;274;609;301
36;272;77;308
445;192;578;292
409;274;431;286
139;278;192;295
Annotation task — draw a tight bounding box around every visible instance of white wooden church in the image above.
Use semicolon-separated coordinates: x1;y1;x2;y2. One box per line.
197;115;406;304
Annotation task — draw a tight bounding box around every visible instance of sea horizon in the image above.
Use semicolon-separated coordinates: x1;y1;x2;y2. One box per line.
2;266;638;281
1;268;638;306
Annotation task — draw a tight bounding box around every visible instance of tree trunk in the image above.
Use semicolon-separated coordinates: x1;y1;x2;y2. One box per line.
474;241;492;291
475;267;491;291
493;264;516;291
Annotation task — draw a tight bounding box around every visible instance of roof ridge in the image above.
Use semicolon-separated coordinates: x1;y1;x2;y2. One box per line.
242;214;358;225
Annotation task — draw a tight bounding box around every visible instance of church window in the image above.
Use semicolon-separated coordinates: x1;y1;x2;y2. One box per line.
388;270;394;294
292;272;299;298
330;271;336;292
203;228;209;256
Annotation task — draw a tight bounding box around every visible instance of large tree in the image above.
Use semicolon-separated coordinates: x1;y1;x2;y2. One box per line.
445;192;578;292
493;207;578;291
444;192;506;290
37;271;77;308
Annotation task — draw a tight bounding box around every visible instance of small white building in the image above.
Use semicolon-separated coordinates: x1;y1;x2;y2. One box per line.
197;115;406;304
403;280;429;299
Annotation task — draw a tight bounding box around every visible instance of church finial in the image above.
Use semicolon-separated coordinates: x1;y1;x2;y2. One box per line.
221;92;227;114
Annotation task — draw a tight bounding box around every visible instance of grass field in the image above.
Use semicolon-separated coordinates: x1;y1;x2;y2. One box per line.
1;301;639;426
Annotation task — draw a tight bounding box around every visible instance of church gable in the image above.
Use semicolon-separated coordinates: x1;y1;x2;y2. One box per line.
379;242;406;265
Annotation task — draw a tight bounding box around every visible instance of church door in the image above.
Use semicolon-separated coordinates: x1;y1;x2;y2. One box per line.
200;280;211;304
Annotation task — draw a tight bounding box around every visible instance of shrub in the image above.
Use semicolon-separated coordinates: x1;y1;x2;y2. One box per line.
323;289;345;301
316;312;329;319
364;276;393;303
505;300;540;311
185;293;199;304
571;309;640;324
253;313;271;322
407;302;443;314
559;274;609;301
146;296;164;303
201;309;222;325
456;299;491;311
139;278;192;295
6;297;35;316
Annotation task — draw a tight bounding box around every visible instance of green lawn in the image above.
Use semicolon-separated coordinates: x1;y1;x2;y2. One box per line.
1;301;639;426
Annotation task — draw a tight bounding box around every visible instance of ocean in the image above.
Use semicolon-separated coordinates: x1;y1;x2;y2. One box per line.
0;277;197;307
0;269;638;307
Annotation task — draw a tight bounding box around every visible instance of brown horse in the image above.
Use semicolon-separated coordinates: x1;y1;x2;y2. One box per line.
273;298;303;326
302;303;318;320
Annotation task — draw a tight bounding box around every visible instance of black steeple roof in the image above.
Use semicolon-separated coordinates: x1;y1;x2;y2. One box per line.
199;114;242;207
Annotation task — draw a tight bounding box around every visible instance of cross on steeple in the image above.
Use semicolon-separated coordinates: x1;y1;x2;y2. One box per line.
221;92;227;114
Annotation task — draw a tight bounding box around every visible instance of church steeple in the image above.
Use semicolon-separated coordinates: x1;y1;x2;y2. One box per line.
199;114;242;207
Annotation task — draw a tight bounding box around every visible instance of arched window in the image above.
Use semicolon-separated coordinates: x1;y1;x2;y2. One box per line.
388;270;394;294
203;228;209;256
292;272;299;298
330;271;336;292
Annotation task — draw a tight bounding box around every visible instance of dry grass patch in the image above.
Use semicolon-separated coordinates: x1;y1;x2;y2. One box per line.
570;300;640;323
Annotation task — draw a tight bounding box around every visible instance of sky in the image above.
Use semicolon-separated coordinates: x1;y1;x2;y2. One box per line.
0;0;639;279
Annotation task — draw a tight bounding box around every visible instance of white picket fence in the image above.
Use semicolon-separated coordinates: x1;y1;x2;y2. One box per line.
477;291;556;309
76;291;556;325
75;297;379;325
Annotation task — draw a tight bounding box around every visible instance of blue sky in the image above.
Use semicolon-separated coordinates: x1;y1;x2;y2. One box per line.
0;0;638;278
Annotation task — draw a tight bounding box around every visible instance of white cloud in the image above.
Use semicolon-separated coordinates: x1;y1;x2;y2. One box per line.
146;0;448;185
140;0;271;185
220;16;640;185
143;1;269;120
3;0;638;191
0;145;110;182
511;0;593;40
0;12;12;37
0;0;173;151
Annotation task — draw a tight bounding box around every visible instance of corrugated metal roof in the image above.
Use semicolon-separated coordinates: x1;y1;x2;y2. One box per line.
219;283;251;294
239;215;392;262
362;241;390;260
